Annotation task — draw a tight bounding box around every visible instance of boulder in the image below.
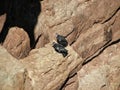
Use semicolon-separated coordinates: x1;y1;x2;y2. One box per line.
21;44;82;90
0;46;25;90
3;27;30;59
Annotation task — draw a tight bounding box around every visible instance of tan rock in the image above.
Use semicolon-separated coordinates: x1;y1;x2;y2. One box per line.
0;0;119;90
34;0;120;48
62;74;79;90
72;9;120;63
0;46;25;90
35;34;50;48
21;44;82;90
72;23;112;59
33;0;120;89
77;42;120;90
3;27;30;59
111;11;120;41
0;14;6;33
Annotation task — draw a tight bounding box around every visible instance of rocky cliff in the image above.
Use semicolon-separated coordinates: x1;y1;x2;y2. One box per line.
0;0;120;90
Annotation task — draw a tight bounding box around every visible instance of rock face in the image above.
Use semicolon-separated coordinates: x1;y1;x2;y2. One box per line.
33;0;120;90
3;27;30;59
34;0;120;47
0;46;25;90
77;42;120;90
0;14;6;33
0;0;120;90
21;44;82;90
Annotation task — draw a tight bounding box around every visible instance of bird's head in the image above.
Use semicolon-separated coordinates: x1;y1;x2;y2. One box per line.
55;33;59;37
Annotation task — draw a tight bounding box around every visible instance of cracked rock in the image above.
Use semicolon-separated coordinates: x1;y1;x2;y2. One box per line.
3;27;30;59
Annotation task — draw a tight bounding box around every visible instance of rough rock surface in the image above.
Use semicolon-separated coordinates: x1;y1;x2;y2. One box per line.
0;0;120;90
62;74;79;90
3;27;30;59
34;0;120;47
21;44;82;90
0;14;6;33
34;0;120;89
33;0;120;89
0;46;25;90
77;42;120;90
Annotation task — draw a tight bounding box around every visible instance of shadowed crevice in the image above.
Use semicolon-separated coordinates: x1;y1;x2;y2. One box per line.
82;39;120;65
0;0;41;48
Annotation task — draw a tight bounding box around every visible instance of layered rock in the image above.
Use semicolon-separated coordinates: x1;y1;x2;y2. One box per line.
21;44;82;90
33;0;120;90
3;27;30;59
34;0;120;47
0;0;119;90
77;41;120;90
62;74;78;90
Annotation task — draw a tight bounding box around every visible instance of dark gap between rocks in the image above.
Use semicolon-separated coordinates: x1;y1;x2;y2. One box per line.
102;7;120;24
82;39;120;66
0;0;41;49
59;73;77;90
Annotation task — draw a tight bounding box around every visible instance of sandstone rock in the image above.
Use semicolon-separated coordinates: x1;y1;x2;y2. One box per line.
0;0;120;90
3;27;30;59
72;9;120;62
0;14;6;33
111;11;120;41
21;44;82;90
33;0;120;89
62;74;78;90
77;42;120;90
34;0;120;48
35;34;50;48
72;23;112;59
0;46;25;90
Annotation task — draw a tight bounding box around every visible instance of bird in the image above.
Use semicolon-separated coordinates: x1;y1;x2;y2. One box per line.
56;33;68;47
52;42;68;57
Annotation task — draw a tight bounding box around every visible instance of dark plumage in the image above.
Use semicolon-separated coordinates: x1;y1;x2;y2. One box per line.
52;42;68;57
56;33;68;47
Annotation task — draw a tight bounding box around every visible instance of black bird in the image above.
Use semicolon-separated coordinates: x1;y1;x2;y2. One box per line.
56;33;68;47
52;42;68;57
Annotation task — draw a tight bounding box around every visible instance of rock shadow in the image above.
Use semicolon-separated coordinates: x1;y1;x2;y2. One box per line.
0;0;41;48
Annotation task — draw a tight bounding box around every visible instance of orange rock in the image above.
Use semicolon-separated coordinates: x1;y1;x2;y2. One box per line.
3;27;30;59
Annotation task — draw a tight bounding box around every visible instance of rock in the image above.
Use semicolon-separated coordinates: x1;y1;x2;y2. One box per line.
0;14;6;33
21;44;82;90
0;46;25;90
33;0;120;89
72;9;120;61
3;27;30;59
35;34;50;48
111;11;120;41
72;23;112;59
62;74;78;90
34;0;120;48
77;42;120;90
0;0;120;90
